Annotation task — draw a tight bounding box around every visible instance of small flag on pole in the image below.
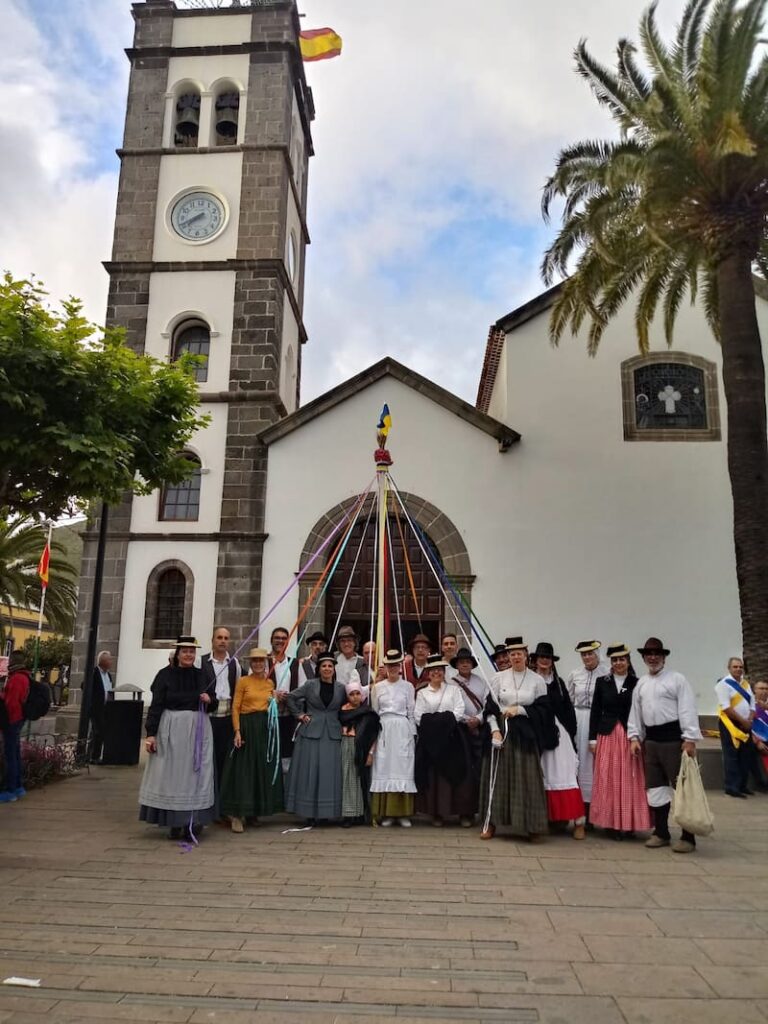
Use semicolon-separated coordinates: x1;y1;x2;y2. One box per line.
377;404;392;440
37;541;50;590
300;28;343;62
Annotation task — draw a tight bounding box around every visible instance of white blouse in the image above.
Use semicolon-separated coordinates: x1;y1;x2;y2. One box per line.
372;678;415;723
414;682;465;725
487;669;547;733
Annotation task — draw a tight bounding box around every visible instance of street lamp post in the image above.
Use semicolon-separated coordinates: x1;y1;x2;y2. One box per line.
77;503;109;754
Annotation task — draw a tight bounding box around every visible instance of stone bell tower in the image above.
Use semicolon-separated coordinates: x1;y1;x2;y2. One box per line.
72;0;314;685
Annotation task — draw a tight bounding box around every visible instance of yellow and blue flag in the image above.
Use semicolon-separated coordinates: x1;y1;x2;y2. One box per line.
377;404;392;440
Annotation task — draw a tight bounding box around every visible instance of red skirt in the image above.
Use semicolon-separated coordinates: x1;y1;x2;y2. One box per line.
546;788;585;821
590;723;652;831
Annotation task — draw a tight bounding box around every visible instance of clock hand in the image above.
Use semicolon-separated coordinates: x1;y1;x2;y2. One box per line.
183;211;206;227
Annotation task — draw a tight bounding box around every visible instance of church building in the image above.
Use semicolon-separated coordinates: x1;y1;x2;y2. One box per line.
73;0;768;714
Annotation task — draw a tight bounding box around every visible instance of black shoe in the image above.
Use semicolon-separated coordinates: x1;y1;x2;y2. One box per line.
168;827;182;840
304;818;316;827
341;818;353;829
741;789;755;796
725;790;747;799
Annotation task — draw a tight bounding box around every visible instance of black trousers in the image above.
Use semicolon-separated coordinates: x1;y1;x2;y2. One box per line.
89;705;105;762
210;716;235;788
719;721;752;794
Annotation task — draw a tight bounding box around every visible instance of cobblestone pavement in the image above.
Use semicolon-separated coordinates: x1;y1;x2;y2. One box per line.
1;766;767;1023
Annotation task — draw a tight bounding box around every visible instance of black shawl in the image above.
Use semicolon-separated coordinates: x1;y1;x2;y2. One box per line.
546;673;577;747
482;690;558;755
338;704;380;821
415;711;471;790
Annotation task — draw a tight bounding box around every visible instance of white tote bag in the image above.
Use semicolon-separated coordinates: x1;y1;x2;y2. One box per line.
673;752;715;836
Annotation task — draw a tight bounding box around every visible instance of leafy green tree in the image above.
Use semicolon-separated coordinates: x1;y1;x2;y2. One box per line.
542;0;768;676
21;635;73;671
0;517;79;644
0;275;209;519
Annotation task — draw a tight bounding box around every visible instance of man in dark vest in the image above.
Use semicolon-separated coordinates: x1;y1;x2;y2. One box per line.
201;626;242;790
299;631;329;684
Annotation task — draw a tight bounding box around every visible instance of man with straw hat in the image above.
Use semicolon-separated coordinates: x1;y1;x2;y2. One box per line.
567;640;609;822
628;637;702;854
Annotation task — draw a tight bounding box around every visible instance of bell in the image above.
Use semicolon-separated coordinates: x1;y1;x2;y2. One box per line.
175;94;200;139
215;92;239;140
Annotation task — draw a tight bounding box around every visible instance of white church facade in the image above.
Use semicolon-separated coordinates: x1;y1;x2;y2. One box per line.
73;0;768;716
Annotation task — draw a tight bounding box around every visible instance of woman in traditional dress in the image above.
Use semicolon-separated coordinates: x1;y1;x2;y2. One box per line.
139;635;216;841
566;640;609;819
339;679;380;827
415;654;474;826
588;643;651;838
370;649;417;827
285;652;346;825
220;647;283;834
532;641;587;839
479;637;554;841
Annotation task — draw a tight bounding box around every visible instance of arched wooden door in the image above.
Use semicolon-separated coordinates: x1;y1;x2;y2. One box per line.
324;512;444;652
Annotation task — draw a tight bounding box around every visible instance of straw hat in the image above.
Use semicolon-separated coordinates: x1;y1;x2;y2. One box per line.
381;648;404;665
248;647;270;660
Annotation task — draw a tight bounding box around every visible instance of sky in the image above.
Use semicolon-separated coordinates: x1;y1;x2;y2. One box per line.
3;0;688;403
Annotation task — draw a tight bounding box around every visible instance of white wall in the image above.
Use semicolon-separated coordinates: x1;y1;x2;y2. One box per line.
118;541;219;692
172;14;252;48
279;299;299;413
153;153;243;262
130;404;228;534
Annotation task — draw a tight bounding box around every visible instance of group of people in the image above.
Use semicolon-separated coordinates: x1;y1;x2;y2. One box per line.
136;624;719;854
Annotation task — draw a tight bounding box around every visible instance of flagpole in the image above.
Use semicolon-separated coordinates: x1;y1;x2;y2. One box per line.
374;405;393;665
32;521;53;680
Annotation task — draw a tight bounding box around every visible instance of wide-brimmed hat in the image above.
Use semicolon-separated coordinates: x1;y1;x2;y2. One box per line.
247;647;270;660
381;648;404;665
408;633;432;652
337;626;357;640
306;631;328;645
505;636;528;651
491;643;509;660
317;652;337;666
532;641;559;663
426;654;449;671
451;647;478;669
575;640;601;653
606;643;631;659
175;635;201;648
638;637;670;657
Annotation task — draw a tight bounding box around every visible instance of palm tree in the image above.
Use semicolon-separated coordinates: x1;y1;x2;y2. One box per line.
542;0;768;677
0;517;79;646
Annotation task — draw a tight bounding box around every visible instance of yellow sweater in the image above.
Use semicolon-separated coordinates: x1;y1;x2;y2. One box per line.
232;675;275;731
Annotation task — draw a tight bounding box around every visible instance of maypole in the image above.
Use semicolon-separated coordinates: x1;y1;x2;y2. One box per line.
374;405;393;669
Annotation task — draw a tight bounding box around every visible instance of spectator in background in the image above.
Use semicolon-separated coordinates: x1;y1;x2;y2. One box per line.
750;680;768;787
88;650;114;765
715;656;755;798
0;650;31;802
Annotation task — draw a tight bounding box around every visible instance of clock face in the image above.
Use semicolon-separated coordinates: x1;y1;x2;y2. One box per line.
170;191;225;241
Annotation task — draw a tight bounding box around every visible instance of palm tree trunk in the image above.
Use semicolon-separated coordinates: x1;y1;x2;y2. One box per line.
717;252;768;679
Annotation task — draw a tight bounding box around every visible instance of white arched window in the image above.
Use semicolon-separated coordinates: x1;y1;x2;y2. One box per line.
159;453;202;522
213;85;240;145
172;321;210;383
174;88;201;148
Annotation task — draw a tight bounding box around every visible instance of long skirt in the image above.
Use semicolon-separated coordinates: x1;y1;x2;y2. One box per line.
541;721;585;822
285;732;342;819
219;712;284;819
370;792;415;819
139;710;216;828
479;737;549;836
575;707;594;803
370;714;417;794
416;770;476;819
590;723;652;832
341;735;365;818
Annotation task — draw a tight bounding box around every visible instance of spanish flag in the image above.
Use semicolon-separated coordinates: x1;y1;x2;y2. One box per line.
300;28;343;62
37;541;50;590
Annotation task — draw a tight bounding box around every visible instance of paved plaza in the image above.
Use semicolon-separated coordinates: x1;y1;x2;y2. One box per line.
0;766;767;1024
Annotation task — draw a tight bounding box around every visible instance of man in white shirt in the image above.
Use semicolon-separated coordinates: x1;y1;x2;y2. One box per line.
334;626;370;687
201;626;242;788
628;637;702;854
715;656;755;798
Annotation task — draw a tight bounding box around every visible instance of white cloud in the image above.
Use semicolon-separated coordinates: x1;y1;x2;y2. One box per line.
1;0;688;401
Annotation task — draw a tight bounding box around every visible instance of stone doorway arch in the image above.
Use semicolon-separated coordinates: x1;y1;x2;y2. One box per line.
296;491;474;653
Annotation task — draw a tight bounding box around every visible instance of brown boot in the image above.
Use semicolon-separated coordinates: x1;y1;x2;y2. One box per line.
230;817;244;834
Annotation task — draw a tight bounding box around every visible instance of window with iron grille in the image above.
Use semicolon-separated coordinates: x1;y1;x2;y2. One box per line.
154;569;186;640
633;362;708;430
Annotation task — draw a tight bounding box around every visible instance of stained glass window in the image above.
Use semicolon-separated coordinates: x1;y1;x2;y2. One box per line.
633;362;708;430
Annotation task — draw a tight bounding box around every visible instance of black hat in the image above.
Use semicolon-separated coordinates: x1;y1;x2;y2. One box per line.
426;654;449;670
606;643;631;659
505;636;528;651
491;643;509;661
451;647;478;669
306;631;328;645
175;635;201;648
638;637;670;657
316;652;336;666
532;641;559;663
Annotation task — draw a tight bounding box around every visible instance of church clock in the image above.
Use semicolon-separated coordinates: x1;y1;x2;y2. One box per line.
170;191;226;242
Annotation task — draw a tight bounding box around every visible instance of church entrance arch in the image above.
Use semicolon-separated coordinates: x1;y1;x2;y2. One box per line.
298;492;474;655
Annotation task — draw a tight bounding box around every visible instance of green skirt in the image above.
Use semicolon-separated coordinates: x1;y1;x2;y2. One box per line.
219;711;284;819
371;792;415;820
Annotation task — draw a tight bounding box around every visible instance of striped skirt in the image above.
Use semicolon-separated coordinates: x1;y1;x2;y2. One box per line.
590;723;652;832
479;737;549;837
341;735;365;818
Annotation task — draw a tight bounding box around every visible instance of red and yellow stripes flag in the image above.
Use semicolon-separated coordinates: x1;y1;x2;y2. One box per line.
300;28;343;62
37;541;50;590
